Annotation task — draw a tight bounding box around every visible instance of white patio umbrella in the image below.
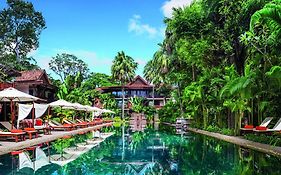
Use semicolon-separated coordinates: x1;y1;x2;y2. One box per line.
68;102;88;121
101;109;115;114
48;99;77;125
84;105;102;121
49;99;75;108
84;105;102;112
72;103;87;111
0;87;39;129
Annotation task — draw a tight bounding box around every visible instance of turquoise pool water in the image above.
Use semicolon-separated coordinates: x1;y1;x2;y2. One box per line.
1;124;281;175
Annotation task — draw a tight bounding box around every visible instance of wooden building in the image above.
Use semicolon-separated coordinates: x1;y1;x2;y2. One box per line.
97;75;166;109
14;70;56;102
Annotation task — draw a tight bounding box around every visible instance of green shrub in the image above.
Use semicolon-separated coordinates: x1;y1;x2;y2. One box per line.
190;122;203;129
220;128;234;136
205;125;234;136
206;125;221;133
158;101;181;123
244;133;281;146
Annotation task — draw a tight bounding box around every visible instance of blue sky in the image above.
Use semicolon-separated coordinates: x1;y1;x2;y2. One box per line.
0;0;192;79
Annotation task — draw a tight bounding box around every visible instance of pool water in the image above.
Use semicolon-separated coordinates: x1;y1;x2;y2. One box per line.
1;124;281;175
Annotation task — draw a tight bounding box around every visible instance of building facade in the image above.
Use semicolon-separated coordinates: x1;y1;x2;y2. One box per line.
0;69;56;102
96;75;166;109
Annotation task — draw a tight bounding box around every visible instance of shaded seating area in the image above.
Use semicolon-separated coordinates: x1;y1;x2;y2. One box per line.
0;87;114;143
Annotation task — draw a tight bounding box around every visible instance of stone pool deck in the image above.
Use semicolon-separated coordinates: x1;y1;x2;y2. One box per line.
0;122;112;156
186;127;281;157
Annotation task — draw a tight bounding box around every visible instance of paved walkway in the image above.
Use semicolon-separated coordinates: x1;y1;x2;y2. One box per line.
186;127;281;157
0;123;112;156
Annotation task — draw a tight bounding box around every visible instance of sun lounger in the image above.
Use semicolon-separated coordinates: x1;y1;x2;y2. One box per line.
48;121;74;131
34;119;51;135
0;121;38;140
0;130;26;142
253;118;281;133
85;119;99;125
93;118;103;125
34;125;51;135
76;119;94;126
63;119;87;128
23;128;38;139
104;119;113;123
240;117;273;134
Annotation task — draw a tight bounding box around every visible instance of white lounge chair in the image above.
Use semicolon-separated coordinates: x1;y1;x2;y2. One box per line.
240;117;273;131
253;118;281;132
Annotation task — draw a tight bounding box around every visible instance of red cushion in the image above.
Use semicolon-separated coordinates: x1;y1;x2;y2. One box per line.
26;147;36;151
36;119;43;126
11;129;23;133
256;126;267;130
244;125;254;129
63;135;71;139
24;128;35;131
11;151;22;155
63;124;72;127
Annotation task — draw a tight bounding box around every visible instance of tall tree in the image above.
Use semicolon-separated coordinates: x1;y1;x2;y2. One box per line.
0;0;46;58
0;53;39;71
111;51;138;119
49;53;89;81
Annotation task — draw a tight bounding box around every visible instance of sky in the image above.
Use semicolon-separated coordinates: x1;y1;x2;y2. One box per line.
0;0;193;79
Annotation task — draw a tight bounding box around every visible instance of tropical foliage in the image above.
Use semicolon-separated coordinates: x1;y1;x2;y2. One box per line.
111;51;138;119
0;0;43;77
145;0;281;135
0;0;46;57
51;71;118;120
49;53;89;81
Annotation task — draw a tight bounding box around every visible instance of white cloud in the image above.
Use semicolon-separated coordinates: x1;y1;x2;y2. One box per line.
162;0;193;18
53;49;113;67
38;57;51;70
128;15;161;38
135;58;147;66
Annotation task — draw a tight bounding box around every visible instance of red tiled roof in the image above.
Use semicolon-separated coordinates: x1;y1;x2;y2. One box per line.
15;70;49;83
98;75;153;90
126;75;152;88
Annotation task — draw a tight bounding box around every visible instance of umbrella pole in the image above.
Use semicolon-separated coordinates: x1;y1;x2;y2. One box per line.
10;99;13;130
32;102;35;127
47;107;51;127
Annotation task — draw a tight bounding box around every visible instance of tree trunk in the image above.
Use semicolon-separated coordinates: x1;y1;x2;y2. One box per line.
177;83;184;118
235;111;243;136
122;86;125;120
227;109;231;128
203;107;208;129
192;64;196;81
233;39;246;76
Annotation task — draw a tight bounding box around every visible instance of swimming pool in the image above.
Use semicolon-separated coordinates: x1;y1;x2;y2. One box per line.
0;124;281;175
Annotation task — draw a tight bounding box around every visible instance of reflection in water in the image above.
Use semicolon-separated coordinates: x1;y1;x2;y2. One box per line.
0;124;281;174
3;143;61;175
129;113;147;132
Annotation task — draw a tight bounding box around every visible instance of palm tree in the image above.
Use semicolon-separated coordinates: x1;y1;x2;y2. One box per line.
144;43;170;86
111;51;138;119
250;0;281;44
